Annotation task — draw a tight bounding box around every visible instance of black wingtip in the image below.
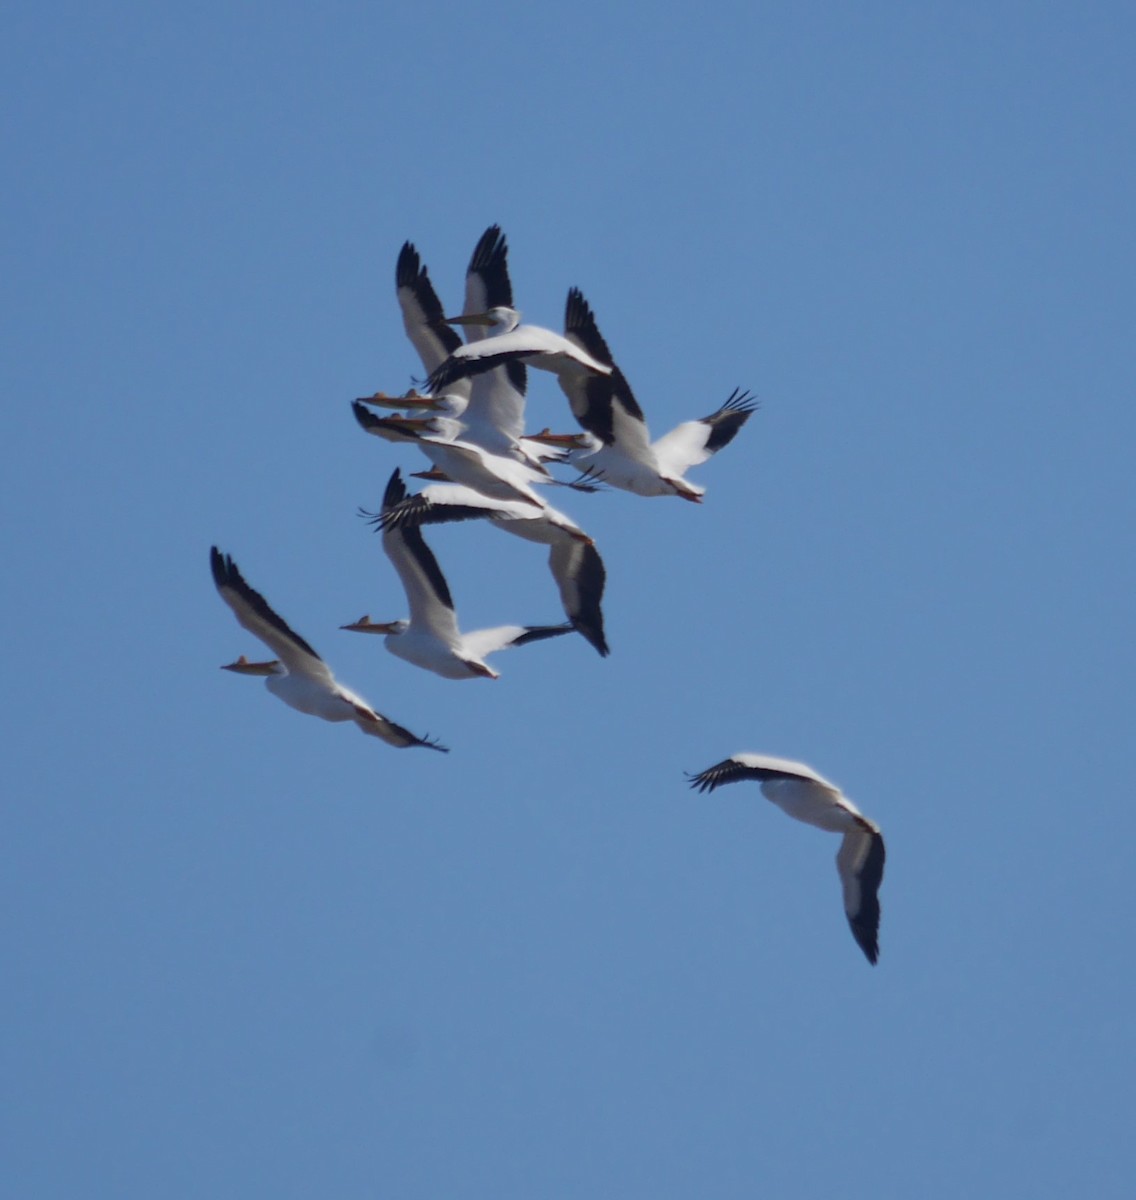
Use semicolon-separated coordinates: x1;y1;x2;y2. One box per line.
396;241;423;289
468;224;507;273
351;398;380;430
381;468;408;512
685;768;718;794
564;287;616;368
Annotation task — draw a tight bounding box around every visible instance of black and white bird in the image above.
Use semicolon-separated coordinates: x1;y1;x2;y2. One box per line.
530;290;757;501
352;401;554;510
687;754;885;964
341;470;575;680
210;547;446;751
425;277;612;396
376;480;609;657
362;228;581;467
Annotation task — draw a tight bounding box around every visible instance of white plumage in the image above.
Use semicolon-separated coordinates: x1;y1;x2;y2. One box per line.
687;753;885;963
341;470;574;680
210;547;445;750
376;479;609;657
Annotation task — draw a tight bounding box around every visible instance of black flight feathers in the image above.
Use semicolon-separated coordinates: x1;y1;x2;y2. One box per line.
467;224;514;308
685;759;804;793
396;240;462;358
564;288;616;367
701;389;759;454
210;546;322;662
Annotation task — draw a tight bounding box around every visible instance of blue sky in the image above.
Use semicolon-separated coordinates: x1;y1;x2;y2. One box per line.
4;3;1134;1196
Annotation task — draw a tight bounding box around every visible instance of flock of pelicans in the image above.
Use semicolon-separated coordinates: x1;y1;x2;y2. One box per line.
211;226;887;965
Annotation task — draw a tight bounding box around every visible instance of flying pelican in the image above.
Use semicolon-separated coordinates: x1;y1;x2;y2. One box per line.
210;547;446;751
375;480;609;657
529;290;757;501
425;270;613;395
360;227;580;467
351;401;553;510
342;470;575;679
686;754;885;964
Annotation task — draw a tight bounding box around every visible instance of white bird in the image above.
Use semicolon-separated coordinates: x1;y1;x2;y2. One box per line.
210;547;446;751
531;290;757;501
362;228;582;467
351;401;554;511
341;470;575;680
376;480;610;657
687;754;885;964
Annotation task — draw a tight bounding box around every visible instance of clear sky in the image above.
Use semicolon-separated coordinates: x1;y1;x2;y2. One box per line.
4;2;1134;1196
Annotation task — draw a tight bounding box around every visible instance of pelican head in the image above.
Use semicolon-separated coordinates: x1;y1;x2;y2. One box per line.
221;655;282;675
340;616;408;635
443;306;521;334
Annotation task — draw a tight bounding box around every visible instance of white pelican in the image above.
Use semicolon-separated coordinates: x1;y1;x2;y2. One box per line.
210;547;446;751
361;227;580;467
531;290;757;501
687;754;885;964
426;281;613;395
351;401;553;510
375;480;609;657
342;470;575;680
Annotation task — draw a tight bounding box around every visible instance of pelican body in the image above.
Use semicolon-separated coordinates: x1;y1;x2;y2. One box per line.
687;753;885;963
376;480;610;657
343;470;574;680
542;289;757;501
210;547;445;750
427;304;612;396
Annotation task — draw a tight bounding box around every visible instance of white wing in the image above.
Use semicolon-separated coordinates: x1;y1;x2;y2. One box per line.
462;226;528;449
652;389;758;475
378;474;463;646
836;823;885;965
395;241;467;382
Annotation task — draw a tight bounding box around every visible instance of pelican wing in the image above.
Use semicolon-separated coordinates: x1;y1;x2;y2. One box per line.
464;227;515;334
352;400;419;442
348;699;448;752
549;538;609;657
210;547;332;683
379;472;462;645
395;242;464;376
375;482;512;532
461;621;574;659
463;227;528;449
427;326;564;394
836;825;886;965
562;290;651;452
686;753;824;793
652;389;758;475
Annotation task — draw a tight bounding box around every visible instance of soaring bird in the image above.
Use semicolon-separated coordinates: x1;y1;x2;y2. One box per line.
375;479;609;657
361;227;581;466
425;283;612;396
687;754;885;963
210;547;446;750
342;470;575;680
352;401;555;510
530;289;756;501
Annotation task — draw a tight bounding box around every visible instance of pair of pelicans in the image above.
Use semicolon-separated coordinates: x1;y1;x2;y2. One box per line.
212;227;886;964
